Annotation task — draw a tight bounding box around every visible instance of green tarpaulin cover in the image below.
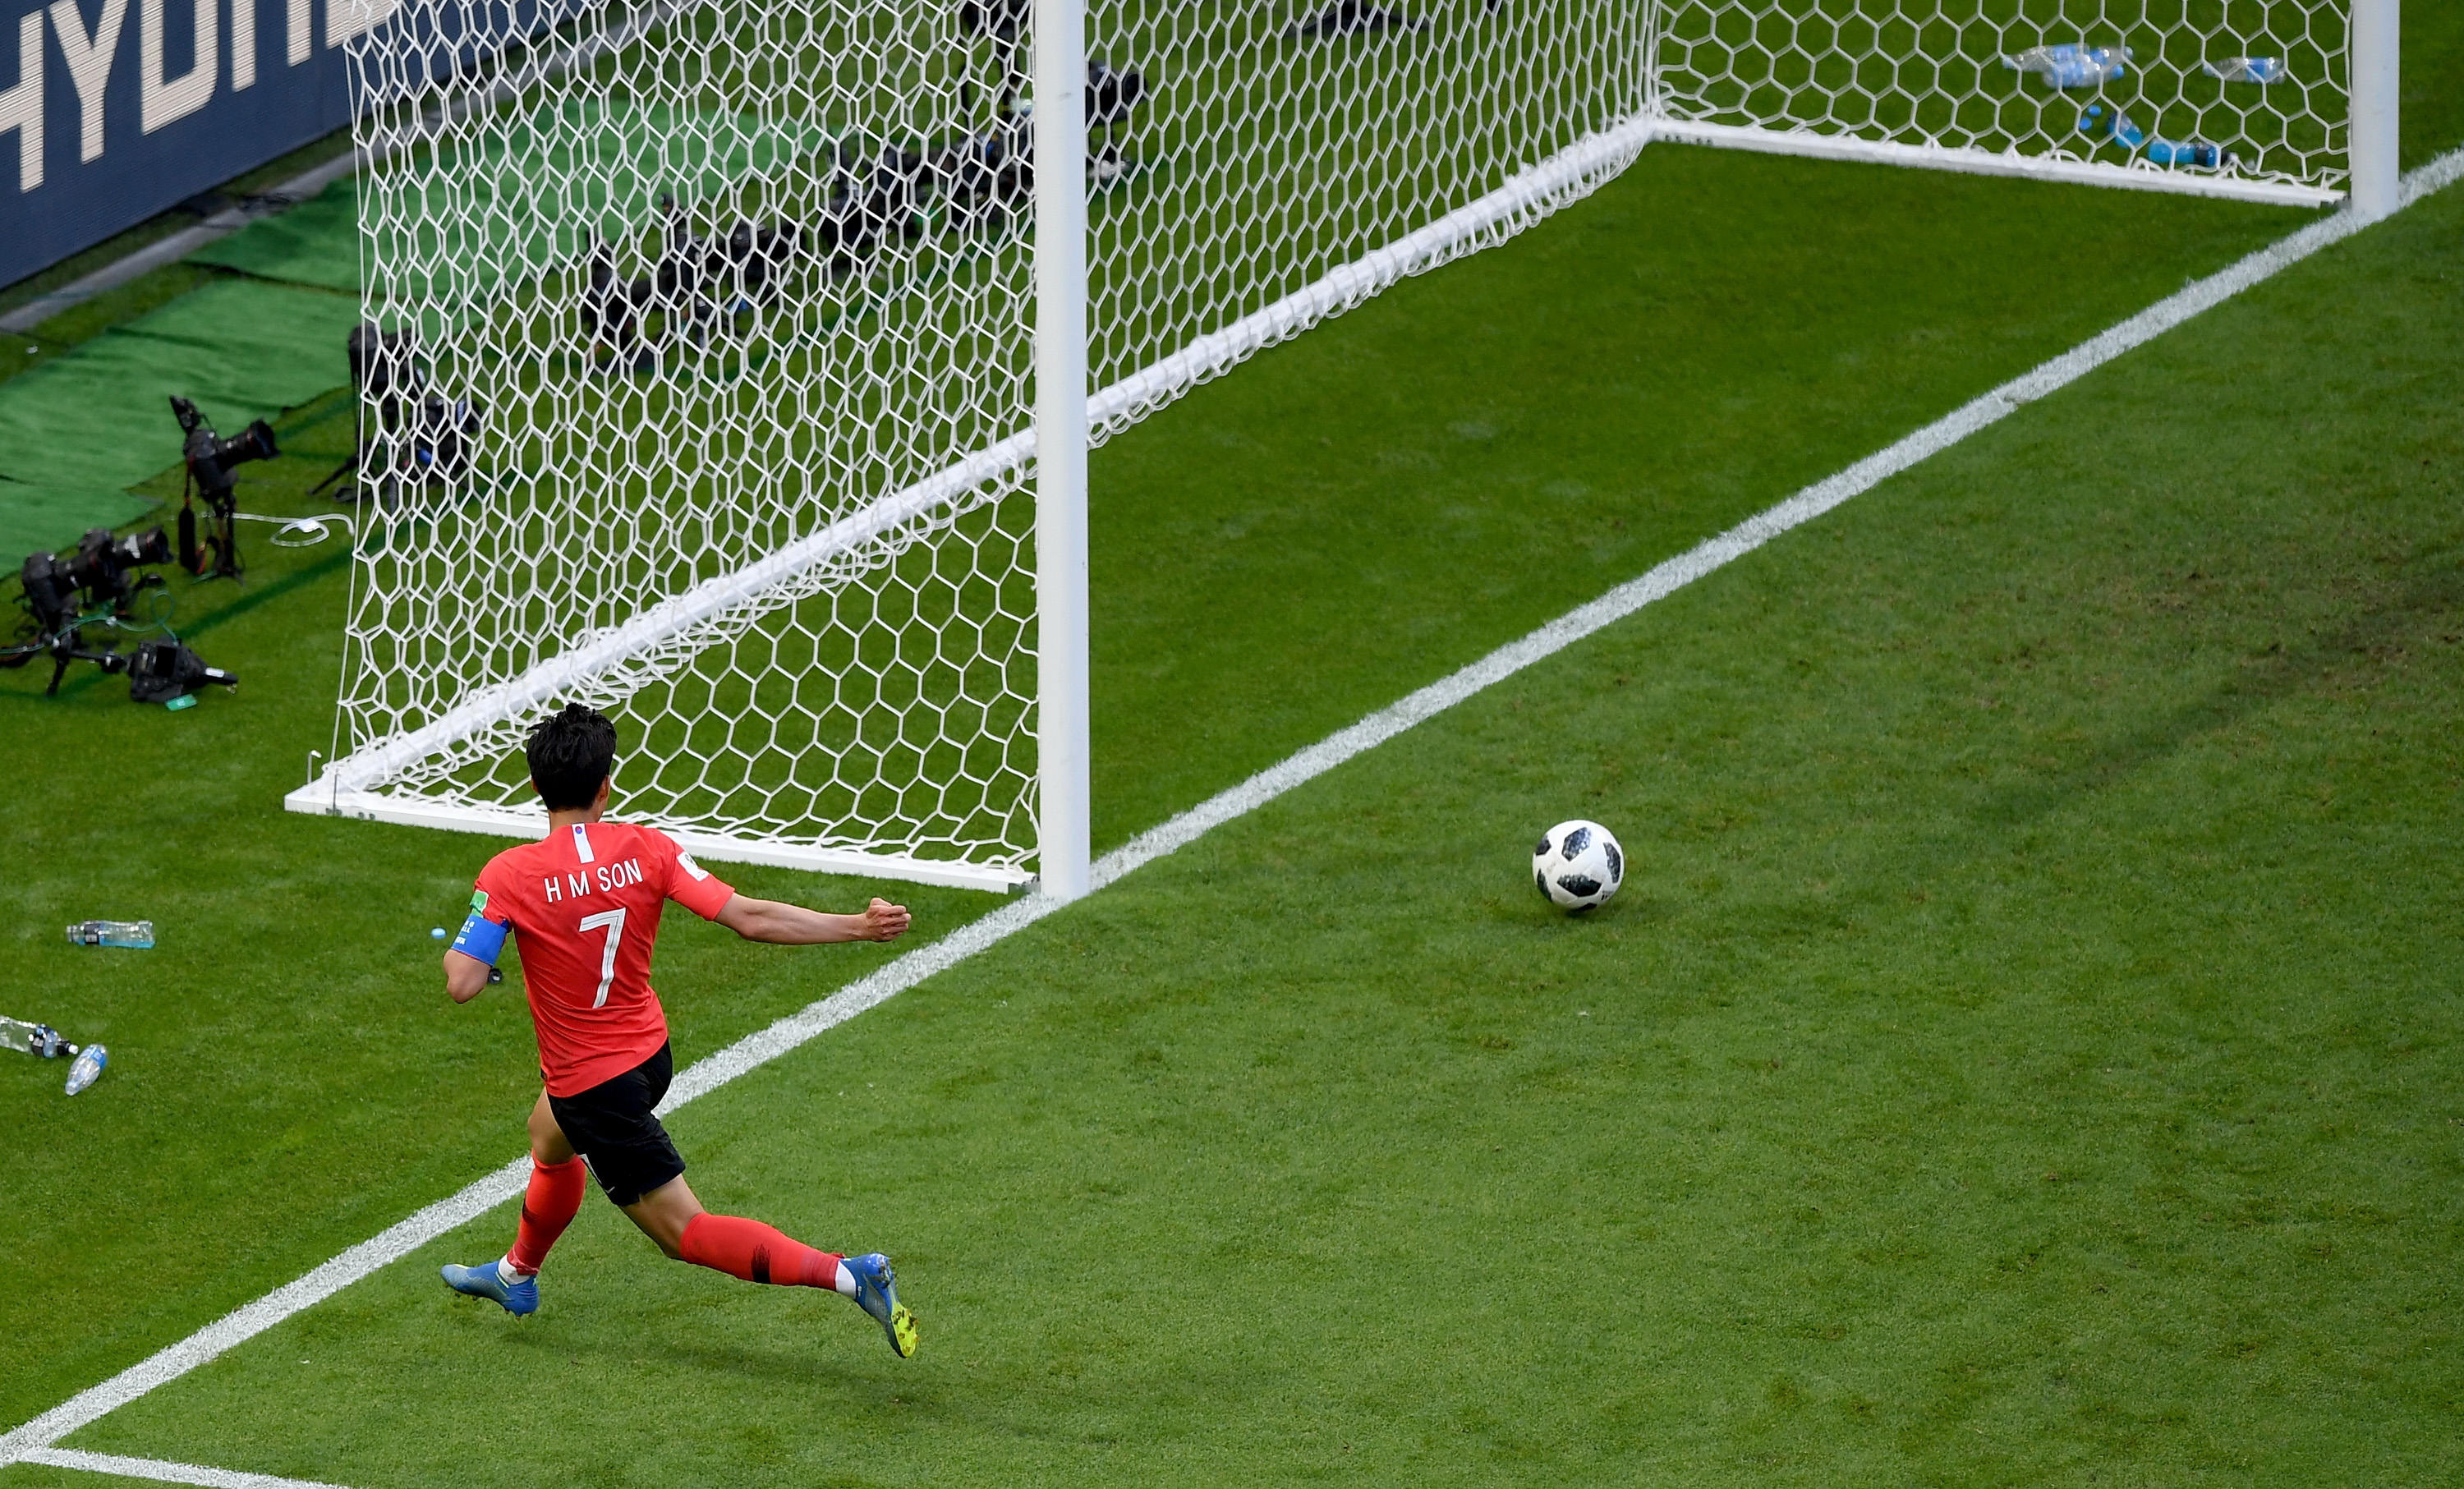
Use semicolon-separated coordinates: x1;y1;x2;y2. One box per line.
188;179;365;292
0;280;361;568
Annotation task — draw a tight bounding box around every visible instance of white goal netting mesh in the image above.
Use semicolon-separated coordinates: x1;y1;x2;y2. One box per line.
323;0;2355;881
326;0;1646;879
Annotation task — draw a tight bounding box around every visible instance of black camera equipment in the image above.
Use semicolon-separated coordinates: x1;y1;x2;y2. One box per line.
934;122;1033;234
933;33;1147;234
310;324;411;499
126;637;237;704
956;0;1026;40
577;239;642;363
718;218;802;303
650;194;731;332
62;525;173;614
171;395;278;580
7;549;131;696
1086;57;1146;124
955;0;1146;126
1285;2;1431;38
411;391;483;480
310;326;482;496
2;526;231;701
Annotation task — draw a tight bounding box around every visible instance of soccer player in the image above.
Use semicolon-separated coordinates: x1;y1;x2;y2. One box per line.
435;703;919;1358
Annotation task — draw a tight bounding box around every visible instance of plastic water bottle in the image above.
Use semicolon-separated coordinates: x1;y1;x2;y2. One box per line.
0;1016;62;1056
67;920;154;949
2145;138;2223;168
2008;43;2128;90
65;1045;110;1094
65;1045;107;1096
2204;57;2286;85
2077;106;2145;150
2051;48;2126;89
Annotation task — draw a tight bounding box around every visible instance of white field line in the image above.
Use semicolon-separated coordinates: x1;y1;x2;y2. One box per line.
16;1448;355;1488
5;142;2457;1478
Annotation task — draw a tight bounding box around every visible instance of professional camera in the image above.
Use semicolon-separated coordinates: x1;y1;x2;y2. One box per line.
956;0;1027;41
172;395;279;580
61;526;174;614
126;637;237;704
15;550;85;641
406;391;483;480
311;325;482;501
5;526;228;701
16;525;172;635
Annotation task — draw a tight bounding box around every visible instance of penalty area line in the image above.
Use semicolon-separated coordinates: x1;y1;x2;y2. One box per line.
5;140;2458;1479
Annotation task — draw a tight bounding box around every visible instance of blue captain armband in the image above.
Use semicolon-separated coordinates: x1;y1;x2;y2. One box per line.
451;910;508;965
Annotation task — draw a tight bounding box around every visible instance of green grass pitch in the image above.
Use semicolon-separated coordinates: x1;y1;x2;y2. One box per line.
4;54;2463;1486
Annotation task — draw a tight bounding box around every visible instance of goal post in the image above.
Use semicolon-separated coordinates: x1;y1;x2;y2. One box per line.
2347;0;2399;221
1032;0;1091;903
290;0;2393;894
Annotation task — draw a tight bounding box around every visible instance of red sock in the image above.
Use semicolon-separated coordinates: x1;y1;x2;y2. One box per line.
506;1156;586;1275
679;1212;842;1288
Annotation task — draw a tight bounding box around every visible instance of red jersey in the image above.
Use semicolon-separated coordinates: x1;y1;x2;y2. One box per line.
471;820;737;1096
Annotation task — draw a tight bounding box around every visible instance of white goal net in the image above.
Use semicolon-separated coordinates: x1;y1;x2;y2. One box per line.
295;0;2372;889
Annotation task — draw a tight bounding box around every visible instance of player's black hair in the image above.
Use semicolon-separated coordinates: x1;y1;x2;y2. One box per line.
526;703;618;810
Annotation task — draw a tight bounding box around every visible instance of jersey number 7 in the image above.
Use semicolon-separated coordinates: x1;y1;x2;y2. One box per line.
577;908;628;1009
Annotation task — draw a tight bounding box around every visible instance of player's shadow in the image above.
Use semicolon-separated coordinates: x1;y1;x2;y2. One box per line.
476;1312;929;1403
649;1335;954;1410
1490;891;1680;928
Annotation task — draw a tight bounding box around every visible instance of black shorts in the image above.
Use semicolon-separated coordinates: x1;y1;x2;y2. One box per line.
547;1043;685;1207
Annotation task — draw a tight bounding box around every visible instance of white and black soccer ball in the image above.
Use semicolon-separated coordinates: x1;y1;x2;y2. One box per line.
1533;819;1623;913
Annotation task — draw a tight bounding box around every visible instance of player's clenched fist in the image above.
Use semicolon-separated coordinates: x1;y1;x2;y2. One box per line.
857;898;911;941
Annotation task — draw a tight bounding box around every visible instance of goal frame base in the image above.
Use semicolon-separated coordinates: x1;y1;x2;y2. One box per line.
1658;120;2344;209
283;782;1037;893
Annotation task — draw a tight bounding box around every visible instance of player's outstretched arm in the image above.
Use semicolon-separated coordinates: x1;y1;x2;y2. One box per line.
713;894;910;946
443;949;494;1003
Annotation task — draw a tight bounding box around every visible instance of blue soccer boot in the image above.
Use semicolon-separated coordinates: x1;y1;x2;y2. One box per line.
441;1260;539;1317
843;1252;917;1358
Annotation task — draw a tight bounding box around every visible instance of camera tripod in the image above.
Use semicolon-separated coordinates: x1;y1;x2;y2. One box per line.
0;616;133;696
310;325;482;509
171;396;278;582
